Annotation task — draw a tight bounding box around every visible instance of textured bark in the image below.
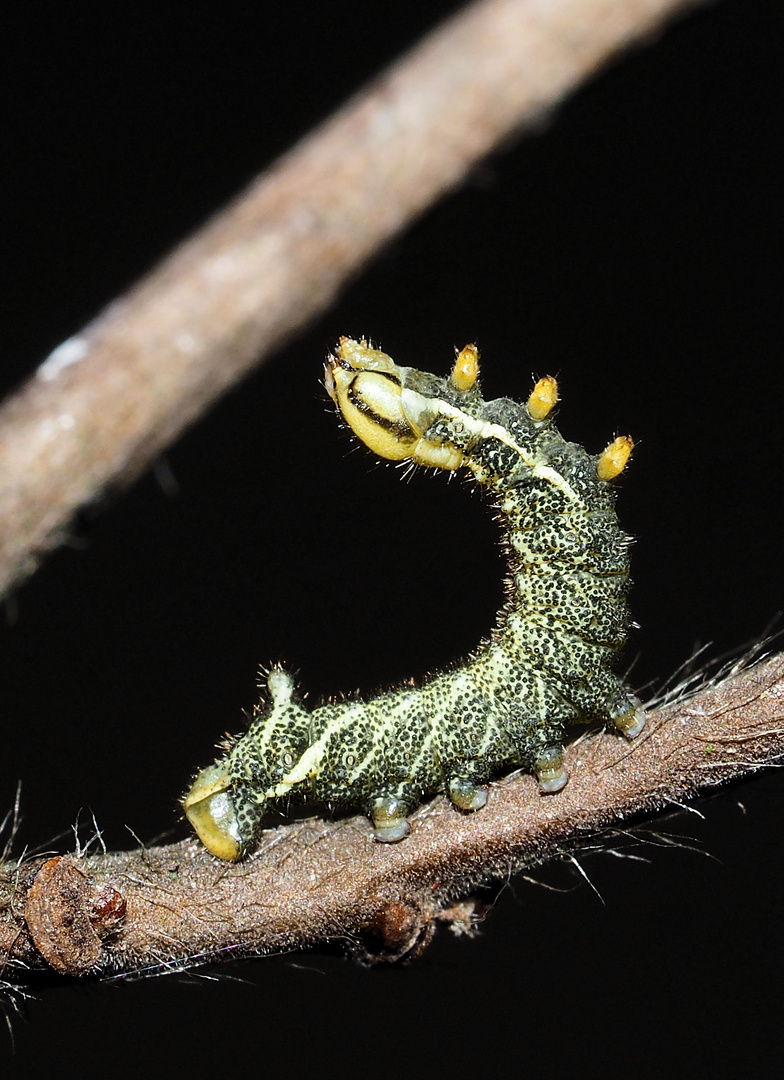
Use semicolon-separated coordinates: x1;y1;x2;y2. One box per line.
0;0;703;599
2;652;782;979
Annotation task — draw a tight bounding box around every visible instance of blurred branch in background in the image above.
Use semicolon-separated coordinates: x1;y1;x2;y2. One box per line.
0;0;703;600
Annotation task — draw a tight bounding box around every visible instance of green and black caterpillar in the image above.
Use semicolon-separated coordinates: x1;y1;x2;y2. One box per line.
184;338;645;860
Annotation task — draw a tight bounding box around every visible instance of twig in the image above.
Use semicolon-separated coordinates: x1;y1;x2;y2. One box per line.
2;652;782;979
0;0;704;599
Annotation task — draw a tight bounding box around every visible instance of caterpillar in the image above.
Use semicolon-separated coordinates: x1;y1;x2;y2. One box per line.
184;337;645;860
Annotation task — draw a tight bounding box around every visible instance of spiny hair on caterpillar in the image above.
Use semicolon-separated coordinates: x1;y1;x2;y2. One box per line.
184;337;645;861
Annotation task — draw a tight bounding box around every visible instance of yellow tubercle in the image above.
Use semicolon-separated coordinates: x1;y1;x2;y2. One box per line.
451;344;480;391
527;375;559;421
596;435;634;480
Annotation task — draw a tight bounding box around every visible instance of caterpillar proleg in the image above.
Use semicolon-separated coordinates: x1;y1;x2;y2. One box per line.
184;338;645;860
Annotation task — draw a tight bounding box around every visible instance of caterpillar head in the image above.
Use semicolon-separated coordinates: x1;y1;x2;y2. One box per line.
183;763;249;861
325;337;475;470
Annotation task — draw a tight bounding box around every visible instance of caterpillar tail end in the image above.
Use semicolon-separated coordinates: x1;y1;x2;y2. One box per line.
183;763;244;861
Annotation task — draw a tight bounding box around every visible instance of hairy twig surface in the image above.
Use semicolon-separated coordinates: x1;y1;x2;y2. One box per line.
0;0;703;598
2;653;782;980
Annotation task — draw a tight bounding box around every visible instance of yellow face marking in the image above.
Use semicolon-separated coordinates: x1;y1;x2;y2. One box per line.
325;338;416;461
596;435;634;480
527;375;559;421
451;343;480;391
326;338;469;469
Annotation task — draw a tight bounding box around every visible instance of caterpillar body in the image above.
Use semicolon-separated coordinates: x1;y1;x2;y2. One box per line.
184;338;645;860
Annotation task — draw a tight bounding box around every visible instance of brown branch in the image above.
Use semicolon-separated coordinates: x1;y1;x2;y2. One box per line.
0;0;704;599
2;653;782;979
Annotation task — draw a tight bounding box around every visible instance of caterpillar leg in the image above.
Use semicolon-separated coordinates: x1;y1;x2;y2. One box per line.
608;695;647;739
534;745;569;793
448;776;488;811
570;675;647;742
370;796;412;843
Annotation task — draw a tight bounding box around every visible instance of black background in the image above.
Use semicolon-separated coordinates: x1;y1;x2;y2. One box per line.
2;1;782;1075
